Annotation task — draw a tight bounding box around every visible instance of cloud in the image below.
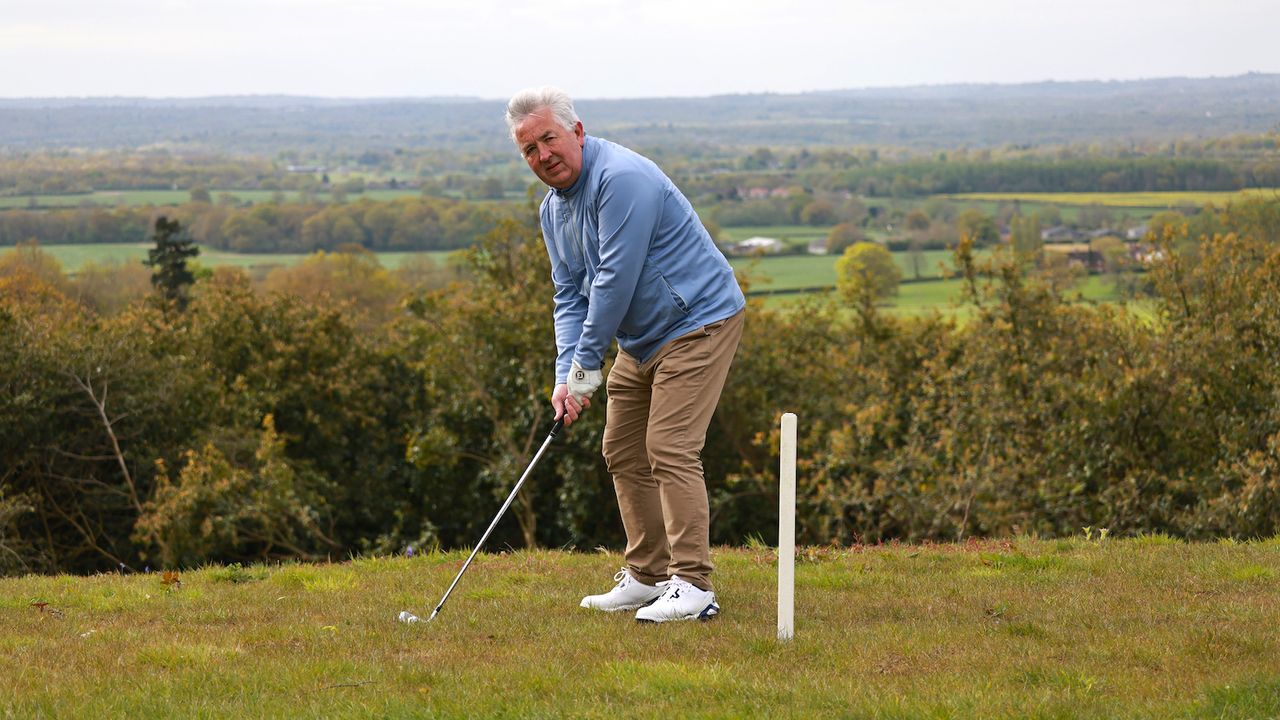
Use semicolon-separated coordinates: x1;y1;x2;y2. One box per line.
0;0;1275;98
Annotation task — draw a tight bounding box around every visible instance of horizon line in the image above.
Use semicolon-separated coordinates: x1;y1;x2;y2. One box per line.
0;71;1274;104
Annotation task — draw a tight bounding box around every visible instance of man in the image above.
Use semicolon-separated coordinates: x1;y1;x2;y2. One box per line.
506;87;745;623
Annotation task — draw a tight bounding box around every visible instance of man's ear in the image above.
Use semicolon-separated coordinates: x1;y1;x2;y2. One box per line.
574;121;585;146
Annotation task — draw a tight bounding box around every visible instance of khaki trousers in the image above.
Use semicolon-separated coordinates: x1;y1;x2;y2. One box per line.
602;309;744;592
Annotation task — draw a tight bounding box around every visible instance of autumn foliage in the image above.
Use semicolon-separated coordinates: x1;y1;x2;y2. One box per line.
2;201;1279;574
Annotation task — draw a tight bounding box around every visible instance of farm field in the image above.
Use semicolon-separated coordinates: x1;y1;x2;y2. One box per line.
0;189;431;210
3;540;1278;718
750;274;1125;315
731;249;973;289
1;243;457;273
5;241;1127;317
721;225;831;244
946;188;1280;208
12;241;953;290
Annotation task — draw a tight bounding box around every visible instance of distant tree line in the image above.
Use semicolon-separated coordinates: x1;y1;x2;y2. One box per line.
0;196;519;253
685;155;1280;203
2;199;1279;575
5;132;1278;208
6;74;1280;153
0;149;526;199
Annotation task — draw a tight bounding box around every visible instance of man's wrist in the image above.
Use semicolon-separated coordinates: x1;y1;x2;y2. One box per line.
567;359;603;399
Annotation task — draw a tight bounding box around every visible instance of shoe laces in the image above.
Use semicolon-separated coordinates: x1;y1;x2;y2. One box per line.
611;567;631;588
654;575;697;602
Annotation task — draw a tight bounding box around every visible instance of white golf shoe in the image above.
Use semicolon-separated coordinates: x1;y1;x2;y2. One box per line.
580;568;664;612
634;576;720;623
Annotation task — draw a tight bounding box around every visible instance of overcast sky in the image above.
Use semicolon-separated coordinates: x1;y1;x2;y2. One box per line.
1;0;1275;100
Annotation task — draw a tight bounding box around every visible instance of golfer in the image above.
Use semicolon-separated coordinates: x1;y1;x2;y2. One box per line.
506;87;745;623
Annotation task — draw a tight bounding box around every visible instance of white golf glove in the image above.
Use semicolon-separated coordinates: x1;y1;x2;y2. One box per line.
567;360;603;402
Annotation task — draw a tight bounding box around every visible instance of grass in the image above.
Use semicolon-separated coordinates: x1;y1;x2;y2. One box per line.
0;243;457;273
7;241;1138;321
729;250;967;292
742;257;1127;315
946;189;1280;209
3;539;1278;718
0;189;433;210
721;225;832;244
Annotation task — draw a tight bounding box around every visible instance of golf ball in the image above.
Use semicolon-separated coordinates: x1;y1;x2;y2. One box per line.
398;610;419;623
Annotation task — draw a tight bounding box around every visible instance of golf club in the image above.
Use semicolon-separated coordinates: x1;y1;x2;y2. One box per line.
399;416;564;623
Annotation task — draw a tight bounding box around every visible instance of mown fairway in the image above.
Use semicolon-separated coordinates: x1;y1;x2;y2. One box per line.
3;539;1278;718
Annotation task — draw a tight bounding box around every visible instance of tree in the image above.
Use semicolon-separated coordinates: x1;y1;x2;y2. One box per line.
956;208;999;246
1036;205;1063;227
1010;213;1043;257
836;242;902;315
71;260;152;315
144;216;199;311
0;241;70;297
800;198;837;226
905;209;931;232
825;222;865;255
469;177;505;200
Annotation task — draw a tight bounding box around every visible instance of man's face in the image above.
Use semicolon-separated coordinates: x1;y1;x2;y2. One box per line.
514;108;585;190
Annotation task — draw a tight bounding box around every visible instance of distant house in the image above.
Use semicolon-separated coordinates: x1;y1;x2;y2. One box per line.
286;165;326;174
1129;243;1165;265
739;186;796;200
1126;224;1149;241
1041;225;1086;243
731;236;785;255
1042;242;1104;272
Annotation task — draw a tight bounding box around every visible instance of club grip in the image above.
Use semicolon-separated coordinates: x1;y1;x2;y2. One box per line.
550;417;565;438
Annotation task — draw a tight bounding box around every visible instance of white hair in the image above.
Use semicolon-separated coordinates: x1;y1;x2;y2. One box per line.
505;86;580;145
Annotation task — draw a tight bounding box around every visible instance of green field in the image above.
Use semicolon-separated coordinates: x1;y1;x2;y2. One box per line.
946;188;1280;208
721;225;832;244
0;189;433;210
3;539;1278;718
12;242;921;291
1;243;457;272
728;248;985;294
749;274;1124;315
6;242;1128;317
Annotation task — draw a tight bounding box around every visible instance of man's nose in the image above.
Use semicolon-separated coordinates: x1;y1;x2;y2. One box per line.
537;144;554;162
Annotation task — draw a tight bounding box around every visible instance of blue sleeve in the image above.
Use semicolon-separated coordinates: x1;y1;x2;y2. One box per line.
543;213;588;385
573;170;662;371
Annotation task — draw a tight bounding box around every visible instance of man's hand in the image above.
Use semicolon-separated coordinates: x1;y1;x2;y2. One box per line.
552;383;591;427
568;360;603;401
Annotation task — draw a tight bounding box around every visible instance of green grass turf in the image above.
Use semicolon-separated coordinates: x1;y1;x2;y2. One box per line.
3;539;1278;718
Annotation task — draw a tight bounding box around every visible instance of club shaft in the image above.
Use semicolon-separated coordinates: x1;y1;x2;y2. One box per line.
430;420;562;619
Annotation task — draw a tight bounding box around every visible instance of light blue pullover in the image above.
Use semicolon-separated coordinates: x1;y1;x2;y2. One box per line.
540;135;745;384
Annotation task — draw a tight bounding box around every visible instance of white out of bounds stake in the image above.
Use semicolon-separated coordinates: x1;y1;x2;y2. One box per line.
778;412;797;641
